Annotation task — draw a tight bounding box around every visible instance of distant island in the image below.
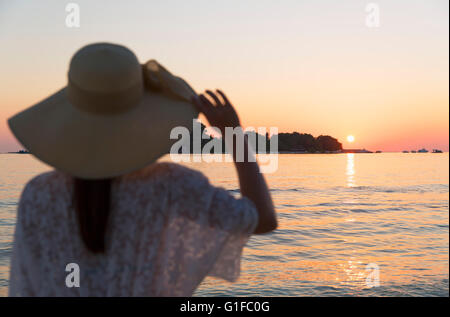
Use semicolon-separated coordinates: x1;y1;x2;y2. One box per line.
276;132;342;153
7;150;30;154
341;149;373;153
180;123;346;154
7;126;443;155
180;124;445;154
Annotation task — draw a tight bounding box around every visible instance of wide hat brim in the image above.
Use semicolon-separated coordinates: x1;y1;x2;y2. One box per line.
8;82;198;179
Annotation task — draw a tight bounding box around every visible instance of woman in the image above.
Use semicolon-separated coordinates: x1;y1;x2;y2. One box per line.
7;43;276;296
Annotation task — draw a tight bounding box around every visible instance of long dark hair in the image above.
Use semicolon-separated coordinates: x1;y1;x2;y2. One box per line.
73;178;112;253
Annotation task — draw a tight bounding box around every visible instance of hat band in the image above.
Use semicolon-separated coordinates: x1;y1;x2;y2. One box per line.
67;79;144;115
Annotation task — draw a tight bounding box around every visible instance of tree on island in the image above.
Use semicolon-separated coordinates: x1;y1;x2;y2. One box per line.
315;135;342;152
276;133;342;153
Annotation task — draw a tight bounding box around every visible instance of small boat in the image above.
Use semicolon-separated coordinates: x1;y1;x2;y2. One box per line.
418;148;428;153
402;150;409;153
7;149;30;154
432;149;443;153
411;150;417;153
375;150;382;153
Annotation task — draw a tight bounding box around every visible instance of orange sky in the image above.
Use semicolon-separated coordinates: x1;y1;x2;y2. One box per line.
0;0;448;152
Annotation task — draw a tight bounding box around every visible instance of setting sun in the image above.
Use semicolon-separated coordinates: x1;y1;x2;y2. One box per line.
347;135;355;143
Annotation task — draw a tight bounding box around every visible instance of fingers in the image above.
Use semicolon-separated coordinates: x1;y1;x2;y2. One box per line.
192;95;212;118
194;94;221;121
191;89;231;120
199;94;216;110
205;90;224;107
216;90;231;106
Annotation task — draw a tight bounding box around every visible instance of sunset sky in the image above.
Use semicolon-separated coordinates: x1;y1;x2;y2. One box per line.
0;0;448;152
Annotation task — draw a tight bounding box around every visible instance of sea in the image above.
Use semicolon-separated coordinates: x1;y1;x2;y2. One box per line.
0;153;448;296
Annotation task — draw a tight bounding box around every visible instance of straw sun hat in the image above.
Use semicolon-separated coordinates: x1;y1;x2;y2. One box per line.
8;43;199;179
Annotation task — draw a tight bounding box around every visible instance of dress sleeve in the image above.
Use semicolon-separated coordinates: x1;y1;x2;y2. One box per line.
165;164;259;284
8;180;37;297
205;188;259;281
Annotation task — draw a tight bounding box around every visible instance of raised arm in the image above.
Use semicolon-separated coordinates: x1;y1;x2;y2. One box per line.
192;90;277;234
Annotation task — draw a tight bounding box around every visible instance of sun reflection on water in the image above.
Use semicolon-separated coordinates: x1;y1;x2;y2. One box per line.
346;153;355;187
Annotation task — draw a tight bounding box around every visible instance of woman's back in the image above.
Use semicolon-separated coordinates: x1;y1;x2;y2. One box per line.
9;162;258;296
7;43;277;296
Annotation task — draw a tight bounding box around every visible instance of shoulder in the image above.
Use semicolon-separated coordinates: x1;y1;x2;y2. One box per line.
162;162;211;191
163;162;209;182
17;170;70;225
21;170;68;198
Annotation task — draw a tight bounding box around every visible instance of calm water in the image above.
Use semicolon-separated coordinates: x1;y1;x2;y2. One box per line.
0;153;448;296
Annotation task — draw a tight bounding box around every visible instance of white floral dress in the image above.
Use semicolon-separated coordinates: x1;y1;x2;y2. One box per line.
8;162;258;296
